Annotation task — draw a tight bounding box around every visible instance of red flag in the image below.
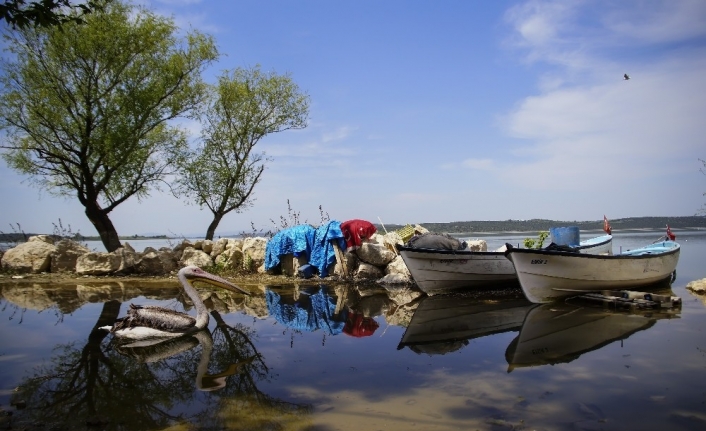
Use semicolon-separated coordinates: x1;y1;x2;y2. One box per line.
666;225;675;241
603;215;612;235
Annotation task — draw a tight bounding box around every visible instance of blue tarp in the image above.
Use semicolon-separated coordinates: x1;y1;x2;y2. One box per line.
264;224;316;271
265;288;346;335
309;220;346;277
264;220;346;277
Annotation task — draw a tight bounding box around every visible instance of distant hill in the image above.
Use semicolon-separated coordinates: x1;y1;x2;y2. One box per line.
379;216;706;234
2;216;704;244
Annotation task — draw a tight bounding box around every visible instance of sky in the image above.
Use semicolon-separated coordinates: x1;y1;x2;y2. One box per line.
1;0;705;237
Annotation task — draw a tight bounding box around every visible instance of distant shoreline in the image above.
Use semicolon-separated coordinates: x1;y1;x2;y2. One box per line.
1;216;704;242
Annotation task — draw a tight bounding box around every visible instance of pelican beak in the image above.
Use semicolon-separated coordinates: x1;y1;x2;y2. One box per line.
189;271;250;295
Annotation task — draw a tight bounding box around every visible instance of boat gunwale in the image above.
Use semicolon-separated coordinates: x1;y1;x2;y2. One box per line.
505;241;679;261
397;246;505;257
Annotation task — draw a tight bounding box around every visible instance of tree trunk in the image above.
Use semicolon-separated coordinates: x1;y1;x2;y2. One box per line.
84;201;122;252
205;212;224;241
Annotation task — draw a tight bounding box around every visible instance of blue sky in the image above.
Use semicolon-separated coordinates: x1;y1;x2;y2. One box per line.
1;0;705;237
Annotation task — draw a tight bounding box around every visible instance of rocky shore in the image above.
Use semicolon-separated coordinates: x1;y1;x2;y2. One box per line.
0;226;441;287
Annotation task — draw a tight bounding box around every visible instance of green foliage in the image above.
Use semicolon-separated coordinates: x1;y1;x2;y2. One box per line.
0;0;219;251
173;65;310;240
0;0;109;29
523;231;549;249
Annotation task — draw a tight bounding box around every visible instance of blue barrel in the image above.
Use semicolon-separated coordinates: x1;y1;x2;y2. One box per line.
549;226;580;247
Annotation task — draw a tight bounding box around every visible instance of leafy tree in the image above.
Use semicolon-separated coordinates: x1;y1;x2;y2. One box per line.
175;66;310;241
0;0;218;252
1;0;108;29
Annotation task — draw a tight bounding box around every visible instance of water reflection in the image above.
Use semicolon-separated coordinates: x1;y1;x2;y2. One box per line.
505;300;681;371
398;289;681;369
3;287;313;430
0;270;696;431
397;294;534;355
265;286;381;338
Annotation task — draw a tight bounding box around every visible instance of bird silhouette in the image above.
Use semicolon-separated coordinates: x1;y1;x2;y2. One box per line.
623;74;630;80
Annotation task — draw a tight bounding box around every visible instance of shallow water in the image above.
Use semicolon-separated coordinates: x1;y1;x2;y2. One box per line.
1;231;705;430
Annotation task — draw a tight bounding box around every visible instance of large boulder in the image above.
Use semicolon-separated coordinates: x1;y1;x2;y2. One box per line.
180;247;214;268
215;247;244;270
76;252;122;275
356;262;385;279
242;237;267;272
201;240;214;254
355;242;396;266
211;238;229;257
51;239;91;272
114;248;139;274
135;250;178;275
686;278;706;294
1;237;57;273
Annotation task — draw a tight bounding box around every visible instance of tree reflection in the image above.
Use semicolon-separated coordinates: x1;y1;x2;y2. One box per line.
10;302;312;430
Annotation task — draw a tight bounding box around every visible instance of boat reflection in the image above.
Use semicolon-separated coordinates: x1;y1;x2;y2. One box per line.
505;300;681;371
397;293;535;355
397;289;681;365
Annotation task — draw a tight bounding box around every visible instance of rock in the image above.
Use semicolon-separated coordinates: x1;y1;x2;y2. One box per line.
211;238;229;257
135;250;177;275
356;242;396;266
202;240;213;254
1;239;57;273
279;253;309;277
51;239;91;272
114;248;139;274
215;247;244;270
242;237;267;272
356;262;385;279
172;240;193;260
465;239;488;252
29;234;55;245
385;255;411;277
122;242;135;252
686;278;706;294
76;252;122;275
180;248;214;268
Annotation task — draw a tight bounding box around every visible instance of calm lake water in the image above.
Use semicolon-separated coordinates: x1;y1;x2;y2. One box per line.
1;230;705;430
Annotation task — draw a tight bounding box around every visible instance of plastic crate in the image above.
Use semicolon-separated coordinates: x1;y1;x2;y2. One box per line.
395;224;415;242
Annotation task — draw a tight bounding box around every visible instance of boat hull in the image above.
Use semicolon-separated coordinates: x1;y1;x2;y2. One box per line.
505;240;679;303
399;234;613;296
398;249;517;295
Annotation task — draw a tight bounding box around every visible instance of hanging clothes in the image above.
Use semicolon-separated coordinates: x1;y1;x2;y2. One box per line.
340;219;377;250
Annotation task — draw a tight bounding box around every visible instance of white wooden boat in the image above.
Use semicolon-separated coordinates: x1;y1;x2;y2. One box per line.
505;300;680;371
398;234;613;296
504;240;679;303
397;294;535;355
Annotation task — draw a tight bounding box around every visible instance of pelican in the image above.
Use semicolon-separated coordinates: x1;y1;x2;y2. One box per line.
99;265;249;340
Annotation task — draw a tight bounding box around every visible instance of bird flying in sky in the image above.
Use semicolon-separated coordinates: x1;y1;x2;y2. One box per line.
624;74;630;80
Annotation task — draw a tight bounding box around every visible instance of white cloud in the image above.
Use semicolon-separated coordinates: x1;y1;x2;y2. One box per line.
496;0;706;195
